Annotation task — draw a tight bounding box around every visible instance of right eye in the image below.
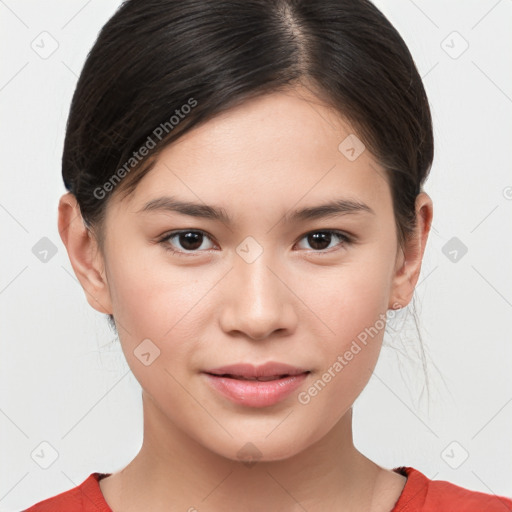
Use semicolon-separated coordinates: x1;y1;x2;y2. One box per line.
158;230;217;256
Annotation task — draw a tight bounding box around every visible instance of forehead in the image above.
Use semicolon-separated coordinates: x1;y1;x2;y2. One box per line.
111;87;392;220
166;87;360;170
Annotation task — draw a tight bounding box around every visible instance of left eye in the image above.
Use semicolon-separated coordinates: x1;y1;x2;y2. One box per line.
295;230;351;252
158;229;351;255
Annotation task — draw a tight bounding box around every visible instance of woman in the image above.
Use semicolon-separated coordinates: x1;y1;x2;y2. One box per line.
25;0;512;510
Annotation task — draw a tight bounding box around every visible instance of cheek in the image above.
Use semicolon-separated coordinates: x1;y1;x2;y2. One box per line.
296;296;387;429
292;245;394;415
104;256;208;400
103;245;225;391
105;244;212;337
294;245;394;344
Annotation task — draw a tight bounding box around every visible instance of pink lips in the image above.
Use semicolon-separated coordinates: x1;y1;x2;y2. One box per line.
202;362;310;407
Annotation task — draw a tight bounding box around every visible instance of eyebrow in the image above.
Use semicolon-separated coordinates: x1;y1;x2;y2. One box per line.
138;195;375;224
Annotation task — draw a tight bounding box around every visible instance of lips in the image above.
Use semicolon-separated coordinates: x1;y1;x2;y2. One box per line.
202;363;311;407
202;362;310;407
204;362;310;380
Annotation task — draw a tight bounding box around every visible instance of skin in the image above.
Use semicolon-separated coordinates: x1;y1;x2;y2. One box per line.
58;86;433;511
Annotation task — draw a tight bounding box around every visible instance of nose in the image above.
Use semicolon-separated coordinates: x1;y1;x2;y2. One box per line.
218;250;298;341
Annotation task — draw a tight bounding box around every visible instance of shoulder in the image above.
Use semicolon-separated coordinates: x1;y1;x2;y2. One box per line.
23;473;112;512
392;466;512;512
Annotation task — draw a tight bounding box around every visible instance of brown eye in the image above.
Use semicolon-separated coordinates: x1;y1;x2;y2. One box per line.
177;232;204;250
307;232;332;251
296;230;351;252
160;230;215;254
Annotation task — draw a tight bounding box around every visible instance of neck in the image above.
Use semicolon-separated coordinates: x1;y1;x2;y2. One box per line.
101;392;388;511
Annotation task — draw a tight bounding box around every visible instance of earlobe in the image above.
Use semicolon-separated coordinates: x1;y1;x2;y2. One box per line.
57;193;113;315
388;192;433;309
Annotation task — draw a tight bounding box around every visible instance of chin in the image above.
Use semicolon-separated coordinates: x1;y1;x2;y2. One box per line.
201;427;316;465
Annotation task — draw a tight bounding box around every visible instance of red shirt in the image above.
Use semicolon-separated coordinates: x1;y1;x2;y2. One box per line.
24;466;512;511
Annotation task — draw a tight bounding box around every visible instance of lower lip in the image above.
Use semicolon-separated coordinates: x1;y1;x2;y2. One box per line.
202;372;309;407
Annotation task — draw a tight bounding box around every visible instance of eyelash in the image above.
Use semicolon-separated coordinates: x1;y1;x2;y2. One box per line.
157;229;353;257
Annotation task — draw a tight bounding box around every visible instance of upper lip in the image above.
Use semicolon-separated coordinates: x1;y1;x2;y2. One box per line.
204;362;310;379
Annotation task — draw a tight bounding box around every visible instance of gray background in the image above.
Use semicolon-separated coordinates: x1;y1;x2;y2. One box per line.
0;0;511;509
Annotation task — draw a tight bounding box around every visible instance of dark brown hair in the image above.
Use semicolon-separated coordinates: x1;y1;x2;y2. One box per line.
63;0;433;244
62;0;434;393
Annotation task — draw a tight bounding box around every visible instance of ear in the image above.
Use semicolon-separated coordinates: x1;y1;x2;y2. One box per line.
58;192;113;314
388;192;433;309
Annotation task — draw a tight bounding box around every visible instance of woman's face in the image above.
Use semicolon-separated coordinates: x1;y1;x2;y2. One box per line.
98;87;409;461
